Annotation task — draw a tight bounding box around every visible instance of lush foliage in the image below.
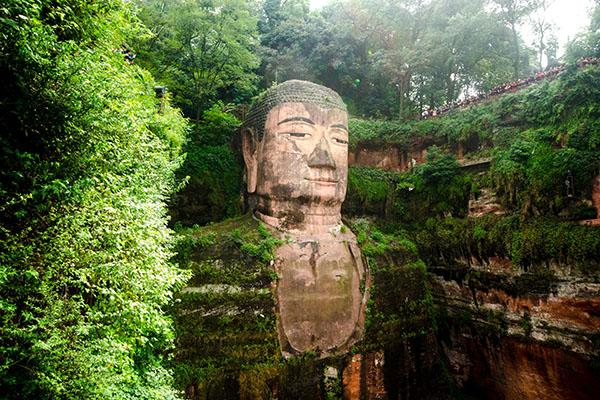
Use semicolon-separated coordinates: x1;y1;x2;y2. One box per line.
490;66;600;214
344;66;600;273
133;0;260;122
169;215;283;396
131;0;553;120
413;215;600;272
0;1;189;398
564;0;600;61
344;149;471;221
347;65;600;218
174;104;245;225
256;0;531;119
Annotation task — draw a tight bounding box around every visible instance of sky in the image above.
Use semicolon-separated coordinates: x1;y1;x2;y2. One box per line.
309;0;595;58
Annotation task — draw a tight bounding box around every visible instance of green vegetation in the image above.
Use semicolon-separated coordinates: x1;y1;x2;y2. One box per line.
414;215;600;272
131;0;576;121
2;0;600;397
174;104;245;225
344;66;600;273
347;220;437;351
169;215;281;393
170;214;443;397
344;147;471;220
0;1;189;398
348;64;600;154
133;0;259;122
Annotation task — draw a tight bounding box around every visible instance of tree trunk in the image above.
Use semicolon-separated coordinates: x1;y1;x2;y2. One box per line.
398;69;412;120
446;76;455;103
539;29;545;69
195;94;207;134
399;89;404;120
511;24;520;80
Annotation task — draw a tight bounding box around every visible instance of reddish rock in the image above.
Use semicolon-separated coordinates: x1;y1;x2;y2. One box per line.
476;289;600;331
433;257;600;400
486;256;513;271
349;146;402;172
468;188;504;217
342;352;387;400
592;175;600;217
343;354;363;400
443;327;600;400
579;177;600;225
342;335;448;400
348;145;437;172
579;218;600;225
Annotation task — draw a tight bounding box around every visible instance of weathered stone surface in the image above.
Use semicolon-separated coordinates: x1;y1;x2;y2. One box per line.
431;257;600;399
171;214;447;399
349;146;403;171
348;144;432;172
442;326;599;400
579;175;600;225
468;187;504;217
342;352;386;400
592;175;600;217
272;227;368;357
173;80;446;398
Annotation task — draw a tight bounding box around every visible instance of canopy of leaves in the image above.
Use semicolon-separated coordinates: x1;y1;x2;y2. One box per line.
175;104;245;225
133;0;260;122
0;1;189;398
254;0;536;119
345;65;600;222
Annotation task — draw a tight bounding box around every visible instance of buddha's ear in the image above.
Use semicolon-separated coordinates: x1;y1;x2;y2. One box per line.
242;127;258;193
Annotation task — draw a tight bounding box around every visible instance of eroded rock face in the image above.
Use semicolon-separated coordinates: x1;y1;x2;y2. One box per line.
593;175;600;217
468;187;504;217
241;80;368;356
430;257;600;400
443;327;599;400
580;175;600;225
172;214;447;399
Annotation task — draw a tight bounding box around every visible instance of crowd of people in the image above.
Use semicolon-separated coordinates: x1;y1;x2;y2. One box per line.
113;44;136;65
421;58;598;119
578;56;600;68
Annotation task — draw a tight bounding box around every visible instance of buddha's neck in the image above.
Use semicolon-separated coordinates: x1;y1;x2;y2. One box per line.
254;196;342;232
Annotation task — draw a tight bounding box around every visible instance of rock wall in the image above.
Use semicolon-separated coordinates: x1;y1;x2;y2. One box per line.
348;132;481;172
430;257;600;400
349;144;432;172
171;214;448;399
442;327;598;400
580;175;600;225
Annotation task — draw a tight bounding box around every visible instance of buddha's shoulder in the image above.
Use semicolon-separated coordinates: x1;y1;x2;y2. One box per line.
174;213;280;270
190;213;261;237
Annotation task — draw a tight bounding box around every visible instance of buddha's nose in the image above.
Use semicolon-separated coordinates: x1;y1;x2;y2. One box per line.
307;137;336;169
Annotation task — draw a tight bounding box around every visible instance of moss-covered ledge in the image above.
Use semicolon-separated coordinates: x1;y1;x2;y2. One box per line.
169;214;447;399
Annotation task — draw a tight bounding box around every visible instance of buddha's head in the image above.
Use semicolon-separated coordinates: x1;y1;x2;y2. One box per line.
242;80;348;229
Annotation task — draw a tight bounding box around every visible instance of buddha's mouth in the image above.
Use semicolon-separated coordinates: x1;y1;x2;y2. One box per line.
306;177;338;185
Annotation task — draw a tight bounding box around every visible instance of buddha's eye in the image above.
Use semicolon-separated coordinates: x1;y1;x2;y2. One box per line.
333;138;348;145
284;132;310;138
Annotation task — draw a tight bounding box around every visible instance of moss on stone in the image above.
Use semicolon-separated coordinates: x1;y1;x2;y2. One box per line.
170;214;444;398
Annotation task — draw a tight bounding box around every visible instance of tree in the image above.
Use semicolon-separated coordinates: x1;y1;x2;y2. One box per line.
491;0;538;79
134;0;259;127
257;0;321;86
530;0;558;69
366;0;432;119
418;0;515;105
564;0;600;60
0;1;188;397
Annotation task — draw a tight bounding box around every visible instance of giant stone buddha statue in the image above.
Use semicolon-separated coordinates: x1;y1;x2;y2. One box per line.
241;80;369;357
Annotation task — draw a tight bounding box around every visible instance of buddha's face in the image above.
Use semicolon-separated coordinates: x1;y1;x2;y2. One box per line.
253;102;348;206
